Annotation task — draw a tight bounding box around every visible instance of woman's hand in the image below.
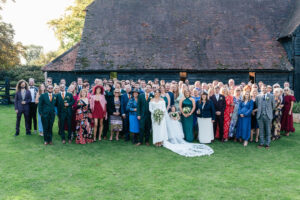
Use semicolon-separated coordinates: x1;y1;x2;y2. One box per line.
212;120;215;123
240;114;244;118
289;110;292;115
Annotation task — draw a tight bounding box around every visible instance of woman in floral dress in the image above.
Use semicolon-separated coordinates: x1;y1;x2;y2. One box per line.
75;89;93;144
271;88;283;140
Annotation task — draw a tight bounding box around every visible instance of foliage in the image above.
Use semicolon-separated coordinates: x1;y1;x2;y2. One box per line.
0;66;44;85
293;101;300;113
0;0;24;70
48;0;94;51
23;45;60;66
0;106;300;199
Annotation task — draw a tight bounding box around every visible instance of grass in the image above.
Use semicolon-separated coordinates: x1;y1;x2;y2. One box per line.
0;105;299;200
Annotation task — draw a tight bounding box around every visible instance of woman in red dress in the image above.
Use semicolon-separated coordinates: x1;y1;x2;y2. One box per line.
281;87;296;136
90;85;107;141
220;87;234;141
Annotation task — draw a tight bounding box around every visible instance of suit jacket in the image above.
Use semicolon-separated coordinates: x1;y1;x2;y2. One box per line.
38;93;57;117
256;93;275;120
196;100;216;120
14;90;32;111
137;93;154;118
57;92;75;116
107;97;122;115
210;94;226;116
121;93;130;115
168;91;175;106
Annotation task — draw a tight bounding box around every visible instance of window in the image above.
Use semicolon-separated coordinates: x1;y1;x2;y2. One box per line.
249;72;255;83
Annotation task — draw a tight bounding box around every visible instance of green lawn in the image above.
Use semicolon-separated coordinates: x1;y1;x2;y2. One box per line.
0;105;299;200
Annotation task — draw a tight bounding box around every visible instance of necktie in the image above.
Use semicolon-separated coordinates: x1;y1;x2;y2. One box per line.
49;93;52;102
146;93;149;101
128;94;130;99
62;92;65;99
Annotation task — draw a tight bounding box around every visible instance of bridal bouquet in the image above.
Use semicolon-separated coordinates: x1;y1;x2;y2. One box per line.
169;112;180;121
182;107;191;114
153;109;164;125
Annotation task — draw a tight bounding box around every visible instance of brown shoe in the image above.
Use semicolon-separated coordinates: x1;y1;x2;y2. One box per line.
68;140;72;144
135;142;141;146
146;142;150;146
257;145;264;148
265;145;270;149
62;140;66;144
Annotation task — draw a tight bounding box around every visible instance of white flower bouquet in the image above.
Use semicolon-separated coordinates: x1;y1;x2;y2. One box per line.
153;109;164;125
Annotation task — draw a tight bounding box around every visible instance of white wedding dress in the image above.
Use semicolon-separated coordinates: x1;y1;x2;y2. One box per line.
164;114;214;157
150;99;214;157
149;100;168;144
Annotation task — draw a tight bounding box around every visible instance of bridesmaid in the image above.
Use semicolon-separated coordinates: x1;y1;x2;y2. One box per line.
236;91;253;147
35;83;46;137
281;87;296;136
75;89;93;144
90;85;107;141
250;89;259;142
228;87;242;140
179;89;196;142
220;87;233;141
126;89;140;144
196;92;215;144
271;88;283;140
108;89;123;141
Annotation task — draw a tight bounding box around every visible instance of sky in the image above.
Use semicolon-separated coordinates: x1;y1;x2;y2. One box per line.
1;0;73;53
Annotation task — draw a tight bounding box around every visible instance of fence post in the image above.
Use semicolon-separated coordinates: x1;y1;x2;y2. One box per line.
5;77;10;105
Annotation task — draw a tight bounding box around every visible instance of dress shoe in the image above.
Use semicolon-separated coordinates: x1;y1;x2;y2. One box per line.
14;133;19;136
62;140;66;144
257;145;264;148
265;145;270;149
146;142;150;146
68;140;72;144
135;142;142;146
26;132;31;135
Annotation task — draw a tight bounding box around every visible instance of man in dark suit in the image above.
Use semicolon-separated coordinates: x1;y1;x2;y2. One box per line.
57;84;75;144
38;84;57;145
121;85;132;141
210;86;226;142
137;84;154;146
28;78;38;134
14;80;32;136
165;83;174;107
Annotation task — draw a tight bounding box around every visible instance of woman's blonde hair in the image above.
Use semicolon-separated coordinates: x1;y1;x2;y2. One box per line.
79;89;88;98
220;86;229;96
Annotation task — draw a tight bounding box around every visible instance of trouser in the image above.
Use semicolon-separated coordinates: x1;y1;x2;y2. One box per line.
102;116;110;137
123;114;130;140
29;102;37;131
214;115;224;140
41;114;55;142
16;109;30;134
258;114;271;146
59;113;72;140
139;116;151;144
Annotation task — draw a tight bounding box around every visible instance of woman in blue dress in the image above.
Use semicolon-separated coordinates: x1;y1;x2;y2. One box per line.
179;89;196;142
126;88;140;144
236;91;253;147
228;87;243;140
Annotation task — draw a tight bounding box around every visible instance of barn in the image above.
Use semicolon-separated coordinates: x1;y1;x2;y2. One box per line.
43;0;300;99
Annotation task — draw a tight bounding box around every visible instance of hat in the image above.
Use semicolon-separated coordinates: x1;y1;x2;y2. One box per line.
92;85;104;95
131;88;140;94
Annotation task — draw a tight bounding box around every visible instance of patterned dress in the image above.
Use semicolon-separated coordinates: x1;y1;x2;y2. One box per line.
271;98;282;138
216;95;233;139
75;99;93;144
110;99;123;132
228;96;242;138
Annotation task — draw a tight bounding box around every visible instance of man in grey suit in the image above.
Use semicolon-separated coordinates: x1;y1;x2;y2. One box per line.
256;85;275;149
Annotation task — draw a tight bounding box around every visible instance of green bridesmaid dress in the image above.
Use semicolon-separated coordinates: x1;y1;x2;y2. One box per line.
182;98;194;142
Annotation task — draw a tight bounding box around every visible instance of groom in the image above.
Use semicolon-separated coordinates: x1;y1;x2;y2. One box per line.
256;84;275;149
137;84;153;146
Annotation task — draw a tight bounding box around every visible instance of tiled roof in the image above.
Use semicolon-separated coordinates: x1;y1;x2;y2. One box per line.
43;43;80;72
279;0;300;39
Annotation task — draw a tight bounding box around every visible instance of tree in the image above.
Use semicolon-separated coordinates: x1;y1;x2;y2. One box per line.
23;45;43;65
48;0;94;51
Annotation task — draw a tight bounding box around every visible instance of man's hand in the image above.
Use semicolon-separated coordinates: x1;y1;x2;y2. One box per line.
216;111;221;116
137;116;141;120
15;110;18;114
122;114;126;119
21;101;26;105
240;114;244;118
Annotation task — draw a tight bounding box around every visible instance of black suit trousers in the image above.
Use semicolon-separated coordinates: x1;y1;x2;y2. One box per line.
214;115;224;140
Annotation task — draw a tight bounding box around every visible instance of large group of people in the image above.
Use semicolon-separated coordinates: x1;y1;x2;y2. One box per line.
14;76;296;156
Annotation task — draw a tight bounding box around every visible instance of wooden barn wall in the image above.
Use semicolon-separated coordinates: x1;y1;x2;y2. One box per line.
187;72;249;84
255;72;293;87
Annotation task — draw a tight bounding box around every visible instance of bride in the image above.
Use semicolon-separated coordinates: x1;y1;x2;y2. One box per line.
150;89;214;157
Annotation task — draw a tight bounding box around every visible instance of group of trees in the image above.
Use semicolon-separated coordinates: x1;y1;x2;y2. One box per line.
0;0;93;71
